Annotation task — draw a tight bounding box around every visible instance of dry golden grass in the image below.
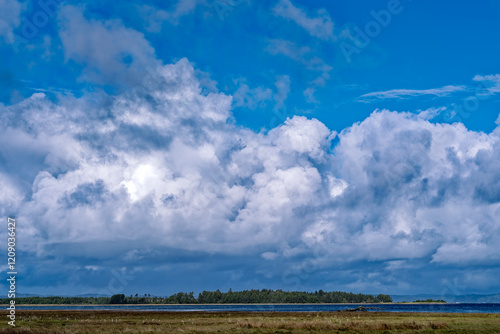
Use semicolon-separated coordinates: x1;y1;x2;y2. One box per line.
0;310;498;333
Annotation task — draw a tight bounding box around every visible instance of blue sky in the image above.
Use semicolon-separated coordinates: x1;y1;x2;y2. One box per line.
1;0;500;298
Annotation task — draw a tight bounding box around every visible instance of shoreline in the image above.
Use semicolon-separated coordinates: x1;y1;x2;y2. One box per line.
3;302;453;307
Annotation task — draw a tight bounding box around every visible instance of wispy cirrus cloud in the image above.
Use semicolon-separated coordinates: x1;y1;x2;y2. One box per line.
272;0;335;41
358;85;467;103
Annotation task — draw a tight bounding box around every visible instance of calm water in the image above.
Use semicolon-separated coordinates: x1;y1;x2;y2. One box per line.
16;304;500;313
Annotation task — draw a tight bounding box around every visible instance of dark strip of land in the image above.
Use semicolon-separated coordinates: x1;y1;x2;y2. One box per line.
1;310;499;333
0;290;393;305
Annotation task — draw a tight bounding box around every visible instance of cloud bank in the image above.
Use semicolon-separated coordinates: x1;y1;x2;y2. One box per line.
2;56;500;294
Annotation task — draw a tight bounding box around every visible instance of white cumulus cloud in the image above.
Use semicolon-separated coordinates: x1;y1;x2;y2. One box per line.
2;58;500;290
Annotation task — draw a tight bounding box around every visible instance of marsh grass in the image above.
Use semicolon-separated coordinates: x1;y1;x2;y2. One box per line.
0;310;498;333
236;318;448;331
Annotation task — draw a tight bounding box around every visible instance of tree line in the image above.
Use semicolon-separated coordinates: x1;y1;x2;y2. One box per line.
1;289;392;305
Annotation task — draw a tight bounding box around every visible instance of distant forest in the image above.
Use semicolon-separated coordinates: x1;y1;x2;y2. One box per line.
2;289;392;304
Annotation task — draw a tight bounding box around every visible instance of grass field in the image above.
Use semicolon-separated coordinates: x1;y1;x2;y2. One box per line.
0;310;499;333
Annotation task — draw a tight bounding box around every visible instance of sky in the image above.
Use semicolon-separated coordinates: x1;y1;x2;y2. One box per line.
1;0;500;298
